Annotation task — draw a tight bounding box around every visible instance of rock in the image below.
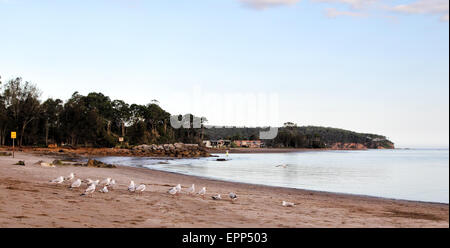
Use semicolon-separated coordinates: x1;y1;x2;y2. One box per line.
40;162;55;168
86;159;116;168
174;143;184;149
0;151;12;156
15;160;25;166
130;143;210;158
52;160;64;165
216;158;227;161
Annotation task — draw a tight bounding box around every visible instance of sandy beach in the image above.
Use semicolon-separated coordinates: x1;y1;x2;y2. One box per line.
0;151;448;228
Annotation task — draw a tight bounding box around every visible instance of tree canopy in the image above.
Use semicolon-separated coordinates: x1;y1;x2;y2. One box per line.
0;76;204;147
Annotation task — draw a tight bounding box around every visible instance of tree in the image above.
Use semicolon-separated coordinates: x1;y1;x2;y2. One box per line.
2;78;41;146
111;99;130;138
41;98;63;146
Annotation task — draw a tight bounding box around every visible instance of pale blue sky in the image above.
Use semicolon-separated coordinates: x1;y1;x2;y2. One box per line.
0;0;448;147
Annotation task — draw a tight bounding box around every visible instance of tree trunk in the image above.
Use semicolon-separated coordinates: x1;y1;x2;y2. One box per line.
45;120;49;146
107;120;111;135
121;122;125;137
20;124;26;147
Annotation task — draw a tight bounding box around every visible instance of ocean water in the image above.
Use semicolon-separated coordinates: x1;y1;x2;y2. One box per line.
96;149;449;203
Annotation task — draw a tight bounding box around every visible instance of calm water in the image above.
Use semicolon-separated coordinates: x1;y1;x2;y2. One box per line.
97;149;449;203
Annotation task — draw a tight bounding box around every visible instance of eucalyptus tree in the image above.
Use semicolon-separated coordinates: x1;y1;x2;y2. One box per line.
41;98;63;145
2;77;41;146
111;99;131;138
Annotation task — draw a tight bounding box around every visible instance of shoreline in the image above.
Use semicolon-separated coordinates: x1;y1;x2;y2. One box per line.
0;146;392;159
0;151;448;227
134;165;449;206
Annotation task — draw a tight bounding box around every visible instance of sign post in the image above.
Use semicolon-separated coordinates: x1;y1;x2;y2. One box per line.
11;132;16;158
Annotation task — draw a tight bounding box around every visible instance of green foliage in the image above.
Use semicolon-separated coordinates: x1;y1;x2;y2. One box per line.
0;76;207;147
204;125;394;149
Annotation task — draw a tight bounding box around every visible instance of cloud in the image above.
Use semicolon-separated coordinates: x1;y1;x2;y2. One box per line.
314;0;377;10
239;0;301;10
325;7;367;18
238;0;449;22
390;0;449;21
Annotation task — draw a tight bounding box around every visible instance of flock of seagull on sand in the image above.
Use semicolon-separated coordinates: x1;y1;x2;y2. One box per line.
49;172;246;204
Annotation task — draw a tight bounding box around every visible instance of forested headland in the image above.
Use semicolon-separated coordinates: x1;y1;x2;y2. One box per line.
0;76;394;149
204;124;394;149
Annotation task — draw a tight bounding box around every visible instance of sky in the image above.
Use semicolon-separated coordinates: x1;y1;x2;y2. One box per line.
0;0;448;148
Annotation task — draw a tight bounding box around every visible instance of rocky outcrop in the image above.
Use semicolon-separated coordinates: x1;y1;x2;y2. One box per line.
86;159;116;168
330;143;368;150
330;141;395;150
132;143;210;158
29;142;210;158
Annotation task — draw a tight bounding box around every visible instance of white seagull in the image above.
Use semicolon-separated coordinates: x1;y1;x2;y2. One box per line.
84;178;94;184
175;184;182;193
282;201;295;207
198;187;206;197
50;176;64;184
168;187;178;195
64;172;75;181
135;184;146;193
107;179;115;186
187;184;195;194
211;194;222;200
81;183;96;196
70;179;82;189
99;186;109;193
276;164;288;168
101;177;111;185
229;192;238;202
107;179;116;189
128;180;136;192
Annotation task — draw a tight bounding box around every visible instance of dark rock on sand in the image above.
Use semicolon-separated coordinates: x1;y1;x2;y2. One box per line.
86;159;116;168
0;152;12;156
15;160;25;166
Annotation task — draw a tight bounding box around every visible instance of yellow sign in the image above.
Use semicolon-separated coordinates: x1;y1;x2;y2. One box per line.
11;132;16;139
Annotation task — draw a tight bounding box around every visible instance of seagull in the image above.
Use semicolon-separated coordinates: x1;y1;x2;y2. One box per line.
175;184;182;193
101;178;111;185
107;179;116;189
282;201;295;207
50;176;64;184
99;186;109;193
84;178;94;184
106;179;115;187
64;172;75;181
211;194;222;200
229;192;238;202
128;180;136;192
276;164;288;168
168;187;178;195
81;183;96;196
187;184;195;194
84;178;99;185
135;184;146;193
70;179;82;189
198;187;206;197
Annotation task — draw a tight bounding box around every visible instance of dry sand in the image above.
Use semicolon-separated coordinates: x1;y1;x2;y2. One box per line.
0;151;448;228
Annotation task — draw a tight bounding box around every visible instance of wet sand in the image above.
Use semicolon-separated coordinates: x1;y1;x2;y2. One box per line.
0;152;448;228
